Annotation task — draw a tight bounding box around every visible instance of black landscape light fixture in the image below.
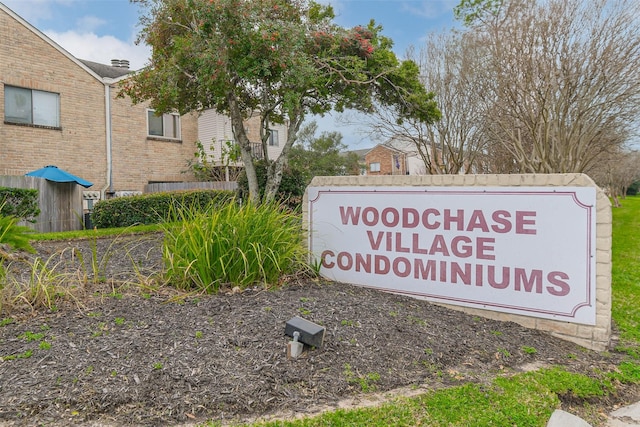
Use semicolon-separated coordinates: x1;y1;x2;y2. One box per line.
285;316;326;358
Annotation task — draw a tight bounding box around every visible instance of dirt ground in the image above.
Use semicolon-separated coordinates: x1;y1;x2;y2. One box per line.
0;234;638;426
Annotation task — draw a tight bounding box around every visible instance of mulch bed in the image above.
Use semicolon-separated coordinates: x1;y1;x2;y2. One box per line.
0;234;637;426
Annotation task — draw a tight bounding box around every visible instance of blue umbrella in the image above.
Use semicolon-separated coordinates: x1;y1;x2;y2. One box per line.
26;165;93;188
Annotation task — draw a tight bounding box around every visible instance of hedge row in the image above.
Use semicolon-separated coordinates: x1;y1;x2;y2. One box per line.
90;190;236;228
0;187;40;223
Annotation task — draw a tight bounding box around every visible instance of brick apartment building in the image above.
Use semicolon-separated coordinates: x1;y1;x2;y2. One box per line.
0;3;205;197
1;3;287;199
364;143;408;175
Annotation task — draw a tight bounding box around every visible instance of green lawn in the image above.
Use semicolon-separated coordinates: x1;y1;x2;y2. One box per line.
612;197;640;354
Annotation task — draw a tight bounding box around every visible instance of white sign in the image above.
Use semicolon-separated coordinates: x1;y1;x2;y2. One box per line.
308;186;596;325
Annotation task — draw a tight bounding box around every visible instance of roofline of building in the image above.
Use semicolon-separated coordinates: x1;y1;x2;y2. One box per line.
1;2;106;84
364;142;409;156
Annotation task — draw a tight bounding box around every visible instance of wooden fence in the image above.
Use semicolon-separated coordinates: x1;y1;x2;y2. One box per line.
144;181;238;193
0;176;84;233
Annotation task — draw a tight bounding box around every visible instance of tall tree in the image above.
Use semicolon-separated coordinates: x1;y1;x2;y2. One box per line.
454;0;640;173
412;32;489;174
124;0;439;203
289;122;360;184
587;149;640;207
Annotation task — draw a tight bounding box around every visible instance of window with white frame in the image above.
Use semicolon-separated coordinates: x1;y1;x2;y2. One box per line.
147;110;181;139
268;129;279;146
370;162;381;172
4;85;60;127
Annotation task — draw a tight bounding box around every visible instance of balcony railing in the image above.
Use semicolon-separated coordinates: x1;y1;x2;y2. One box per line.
214;140;265;163
250;143;264;160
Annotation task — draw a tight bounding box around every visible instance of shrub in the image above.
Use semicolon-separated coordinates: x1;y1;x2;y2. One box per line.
0;187;40;223
162;200;308;292
90;190;235;228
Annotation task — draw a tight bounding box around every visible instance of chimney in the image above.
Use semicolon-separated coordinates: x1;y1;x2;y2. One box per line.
110;59;130;69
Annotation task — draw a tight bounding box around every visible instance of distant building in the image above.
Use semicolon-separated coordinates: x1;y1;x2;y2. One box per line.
364;136;435;175
362;135;472;176
364;143;409;175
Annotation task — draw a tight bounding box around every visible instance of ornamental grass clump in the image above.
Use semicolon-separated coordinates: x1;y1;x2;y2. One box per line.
162;200;308;293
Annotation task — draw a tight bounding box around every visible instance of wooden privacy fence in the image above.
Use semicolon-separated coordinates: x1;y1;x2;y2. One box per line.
144;181;238;193
0;175;84;233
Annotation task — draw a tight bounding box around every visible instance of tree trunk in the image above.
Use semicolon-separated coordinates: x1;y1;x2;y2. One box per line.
228;93;260;204
263;107;304;203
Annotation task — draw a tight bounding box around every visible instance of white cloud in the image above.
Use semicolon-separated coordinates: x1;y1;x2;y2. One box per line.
44;30;151;70
76;15;107;33
2;0;74;24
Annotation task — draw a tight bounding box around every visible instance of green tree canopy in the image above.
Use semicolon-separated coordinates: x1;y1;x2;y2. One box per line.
289;122;360;184
124;0;439;203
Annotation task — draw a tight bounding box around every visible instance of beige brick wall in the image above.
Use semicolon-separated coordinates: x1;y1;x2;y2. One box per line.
0;8;107;185
109;86;198;192
0;7;199;194
304;174;612;351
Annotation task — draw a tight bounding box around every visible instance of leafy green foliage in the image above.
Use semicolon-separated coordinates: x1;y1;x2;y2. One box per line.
1;349;33;361
90;190;234;228
0;187;40;223
186;140;243;182
627;181;640;196
288;122;361;185
0;207;35;255
343;364;381;392
20;331;45;342
0;206;35;280
123;0;439;203
609;361;640;385
0;318;14;327
162;199;308;292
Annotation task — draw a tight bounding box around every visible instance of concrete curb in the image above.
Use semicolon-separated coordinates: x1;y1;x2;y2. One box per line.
546;402;640;427
607;401;640;426
547;409;592;427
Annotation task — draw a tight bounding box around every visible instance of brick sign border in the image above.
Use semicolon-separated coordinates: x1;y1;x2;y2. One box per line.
303;174;612;351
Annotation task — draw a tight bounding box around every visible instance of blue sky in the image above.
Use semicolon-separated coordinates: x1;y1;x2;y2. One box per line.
2;0;461;147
